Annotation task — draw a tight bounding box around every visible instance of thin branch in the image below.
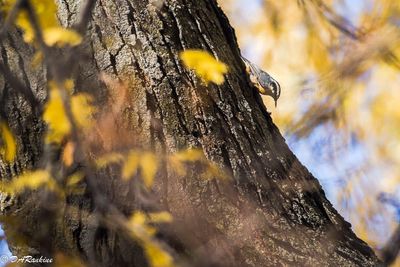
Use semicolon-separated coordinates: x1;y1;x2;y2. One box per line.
0;60;39;107
60;0;97;77
0;90;8;120
24;0;50;59
0;0;26;41
25;1;102;204
73;0;97;35
380;223;400;266
314;0;361;39
0;0;40;110
309;0;362;40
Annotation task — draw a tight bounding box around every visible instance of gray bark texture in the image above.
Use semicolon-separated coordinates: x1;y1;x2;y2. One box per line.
0;0;382;266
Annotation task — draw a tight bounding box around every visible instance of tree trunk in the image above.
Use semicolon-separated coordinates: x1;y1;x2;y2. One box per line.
0;0;381;266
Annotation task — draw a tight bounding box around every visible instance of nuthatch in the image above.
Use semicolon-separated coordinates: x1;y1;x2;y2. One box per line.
242;56;281;107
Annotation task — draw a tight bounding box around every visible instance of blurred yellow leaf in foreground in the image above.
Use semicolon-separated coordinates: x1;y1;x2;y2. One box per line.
71;93;95;128
0;122;17;162
43;86;71;144
96;153;125;168
44;81;95;144
0;170;59;195
43;27;82;47
180;49;228;85
2;0;82;47
122;151;159;189
128;211;174;267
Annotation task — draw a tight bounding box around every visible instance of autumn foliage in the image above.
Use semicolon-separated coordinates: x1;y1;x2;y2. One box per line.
1;0;400;266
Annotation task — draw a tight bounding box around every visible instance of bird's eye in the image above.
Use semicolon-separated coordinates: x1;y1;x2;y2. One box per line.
270;81;281;99
271;82;277;91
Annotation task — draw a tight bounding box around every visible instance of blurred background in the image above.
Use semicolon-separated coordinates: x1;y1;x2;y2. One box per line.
219;0;400;262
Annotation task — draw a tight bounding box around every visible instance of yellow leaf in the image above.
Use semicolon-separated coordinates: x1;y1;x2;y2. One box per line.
168;157;186;176
203;163;228;181
169;148;205;176
64;79;75;93
140;152;158;189
96;153;124;168
62;141;75;167
180;50;228;85
122;151;141;180
128;211;175;267
2;0;81;47
66;172;84;187
44;80;95;143
144;242;174;267
122;151;158;188
71;93;95;129
172;148;205;162
168;148;229;181
2;0;58;43
65;172;85;195
43;27;82;47
0;122;17;162
148;212;173;223
48;79;75;94
43;86;71;144
0;170;59;195
129;211;157;237
31;51;43;68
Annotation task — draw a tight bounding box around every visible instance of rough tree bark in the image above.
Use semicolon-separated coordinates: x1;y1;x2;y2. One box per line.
0;0;381;266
